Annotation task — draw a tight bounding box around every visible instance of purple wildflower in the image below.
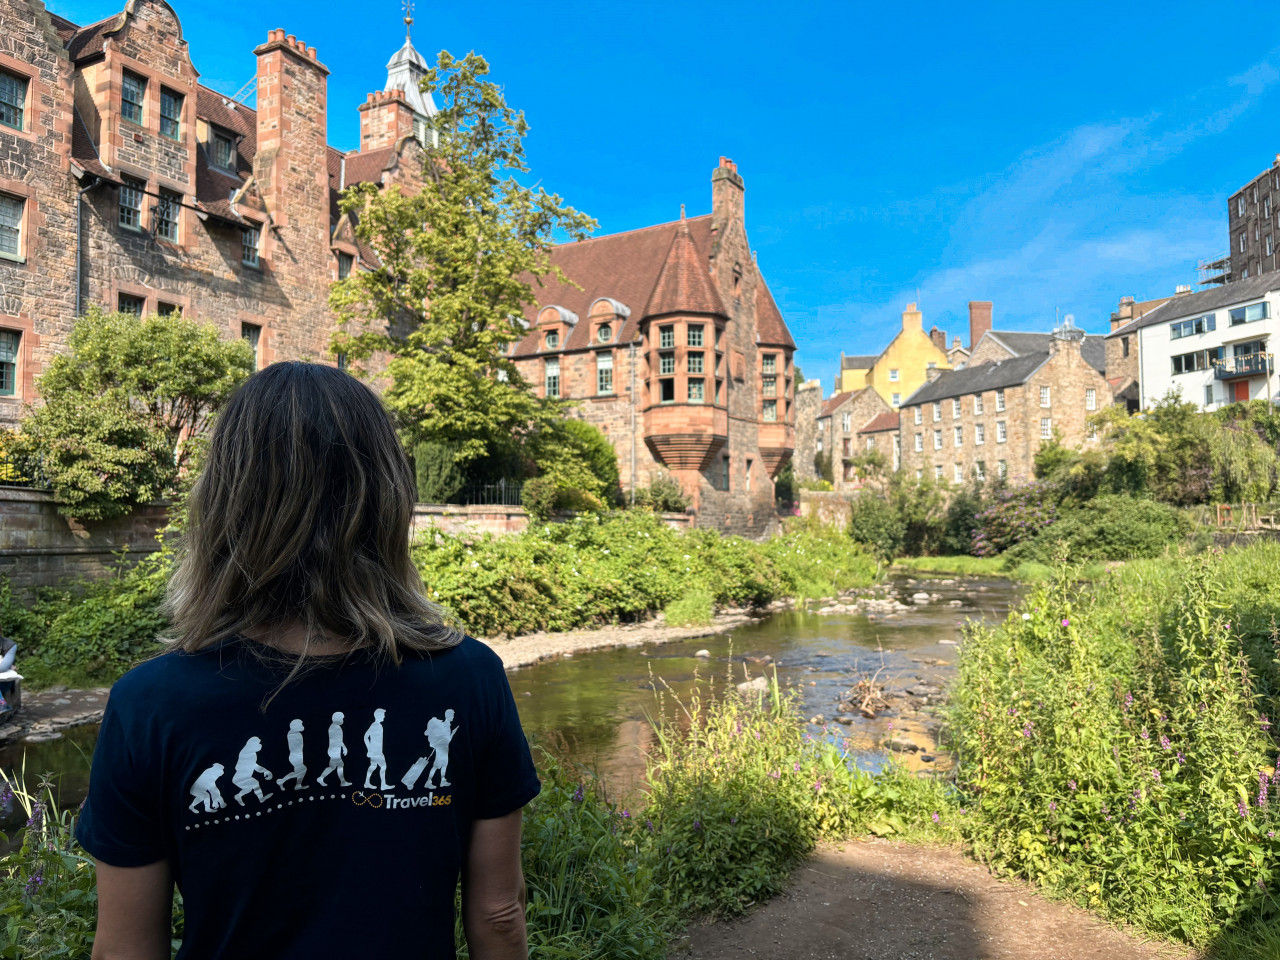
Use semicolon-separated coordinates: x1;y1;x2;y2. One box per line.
793;762;801;772
571;784;585;803
769;770;781;780
1124;692;1133;712
23;866;43;897
646;820;654;832
621;809;631;819
1048;801;1057;811
1140;728;1150;740
1022;722;1033;738
1068;780;1077;791
1239;800;1250;818
693;819;702;832
1151;769;1161;783
1061;618;1070;627
932;812;940;823
1261;716;1272;732
730;816;738;825
1176;751;1186;765
1160;736;1170;751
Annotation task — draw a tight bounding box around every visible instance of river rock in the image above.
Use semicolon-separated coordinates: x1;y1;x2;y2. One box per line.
947;600;963;607
694;649;711;658
911;592;931;603
883;736;920;752
737;676;769;695
938;639;958;646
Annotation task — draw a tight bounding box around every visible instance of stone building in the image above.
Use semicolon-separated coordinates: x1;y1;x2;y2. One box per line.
0;0;434;427
510;159;796;537
813;386;891;492
793;378;822;481
1226;156;1280;285
899;322;1110;485
856;411;900;473
1103;293;1173;412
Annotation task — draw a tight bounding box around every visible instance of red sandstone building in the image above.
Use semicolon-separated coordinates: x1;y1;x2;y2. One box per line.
513;159;797;537
0;0;434;427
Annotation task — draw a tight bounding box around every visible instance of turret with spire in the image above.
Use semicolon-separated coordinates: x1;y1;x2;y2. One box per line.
357;1;438;152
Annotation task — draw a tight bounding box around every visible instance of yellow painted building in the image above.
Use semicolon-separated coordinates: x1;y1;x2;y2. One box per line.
843;303;953;409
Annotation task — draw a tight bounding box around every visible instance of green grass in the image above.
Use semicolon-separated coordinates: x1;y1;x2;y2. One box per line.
894;555;1106;582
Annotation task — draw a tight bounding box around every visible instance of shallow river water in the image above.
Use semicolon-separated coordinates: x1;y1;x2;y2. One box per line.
1;576;1023;829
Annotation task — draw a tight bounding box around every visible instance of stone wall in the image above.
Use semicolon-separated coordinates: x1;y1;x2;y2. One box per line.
797;489;852;529
0;486;165;594
793;379;821;481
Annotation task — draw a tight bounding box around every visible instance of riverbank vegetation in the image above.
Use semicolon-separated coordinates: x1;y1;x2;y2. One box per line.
0;514;878;689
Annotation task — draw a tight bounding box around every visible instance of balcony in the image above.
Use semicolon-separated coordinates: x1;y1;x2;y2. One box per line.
1213;353;1273;380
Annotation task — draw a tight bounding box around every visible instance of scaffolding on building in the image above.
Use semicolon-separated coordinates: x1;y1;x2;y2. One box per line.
1198;252;1231;286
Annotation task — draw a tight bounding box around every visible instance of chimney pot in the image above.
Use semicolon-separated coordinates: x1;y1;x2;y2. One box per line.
968;300;993;349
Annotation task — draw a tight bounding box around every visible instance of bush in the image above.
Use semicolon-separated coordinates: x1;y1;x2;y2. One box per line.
888;475;947;556
663;589;714;627
1004;495;1188;564
412;441;465;504
632;474;689;513
525;419;619;514
950;551;1280;949
848;493;904;560
941;483;985;555
970;481;1060;557
520;476;559;522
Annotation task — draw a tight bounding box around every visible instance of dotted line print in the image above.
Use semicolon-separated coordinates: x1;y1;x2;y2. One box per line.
187;793;346;829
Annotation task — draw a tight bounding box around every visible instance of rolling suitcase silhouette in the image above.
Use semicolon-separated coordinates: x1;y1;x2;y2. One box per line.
401;752;434;790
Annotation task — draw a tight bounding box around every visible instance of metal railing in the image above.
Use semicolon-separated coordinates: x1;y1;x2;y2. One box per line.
0;448;49;489
457;477;523;507
1213;352;1273;380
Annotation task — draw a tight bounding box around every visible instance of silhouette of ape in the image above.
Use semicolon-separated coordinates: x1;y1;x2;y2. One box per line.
363;708;392;791
188;763;226;813
232;737;274;806
316;711;350;787
276;718;309;790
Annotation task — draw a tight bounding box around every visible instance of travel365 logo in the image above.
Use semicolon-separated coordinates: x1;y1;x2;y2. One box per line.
353;789;453;810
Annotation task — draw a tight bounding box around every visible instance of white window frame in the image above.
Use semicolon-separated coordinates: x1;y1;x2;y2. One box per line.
932;402;941;422
889;368;899;382
1039;386;1051;407
596;351;613;395
952;398;961;418
954;425;963;447
913;407;922;425
933;429;942;450
974;394;983;415
914;433;923;452
953;463;963;483
996;420;1007;443
1040;417;1052;439
1085;388;1096;411
995;389;1005;412
975;423;985;445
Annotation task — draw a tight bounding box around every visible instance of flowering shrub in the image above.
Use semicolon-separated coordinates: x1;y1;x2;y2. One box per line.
950;549;1280;949
1001;494;1188;565
970;481;1060;556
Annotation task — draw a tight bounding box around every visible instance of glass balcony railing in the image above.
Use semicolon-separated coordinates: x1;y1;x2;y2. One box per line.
1214;353;1274;379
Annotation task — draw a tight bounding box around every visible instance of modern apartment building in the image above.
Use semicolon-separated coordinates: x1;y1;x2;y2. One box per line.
0;0;434;428
1110;275;1279;411
1227;157;1280;285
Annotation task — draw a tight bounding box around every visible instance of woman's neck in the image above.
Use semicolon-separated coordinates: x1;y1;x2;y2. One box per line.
241;620;352;656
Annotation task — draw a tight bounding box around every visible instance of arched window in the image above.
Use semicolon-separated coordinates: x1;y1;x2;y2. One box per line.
598;324;612;343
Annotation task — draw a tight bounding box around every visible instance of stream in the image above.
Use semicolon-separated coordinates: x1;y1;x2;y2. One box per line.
1;576;1023;831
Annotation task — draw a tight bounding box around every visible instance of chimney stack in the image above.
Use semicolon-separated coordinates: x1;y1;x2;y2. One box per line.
968;300;992;349
926;367;943;382
711;156;744;231
1110;295;1135;332
253;28;330;226
359;88;417;152
929;326;946;350
902;302;922;332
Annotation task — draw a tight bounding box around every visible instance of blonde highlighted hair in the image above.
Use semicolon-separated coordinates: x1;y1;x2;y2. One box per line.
165;361;459;663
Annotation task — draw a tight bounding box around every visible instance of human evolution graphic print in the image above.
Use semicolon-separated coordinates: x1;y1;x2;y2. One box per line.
186;707;459;826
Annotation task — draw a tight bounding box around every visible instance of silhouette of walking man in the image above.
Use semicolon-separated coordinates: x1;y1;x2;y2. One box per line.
232;737;274;806
425;709;458;789
316;711;351;787
363;708;392;791
277;718;309;790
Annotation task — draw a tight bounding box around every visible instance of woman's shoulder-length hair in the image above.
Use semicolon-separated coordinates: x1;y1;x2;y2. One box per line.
164;360;460;663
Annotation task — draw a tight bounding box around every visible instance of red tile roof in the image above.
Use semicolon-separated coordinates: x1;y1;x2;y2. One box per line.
818;391;854;418
47;12;79;44
70;110;115;181
66;15;118;61
859;412;900;434
515;216;714;356
195;85;257;178
342;145;398;187
642;219;728;320
755;279;795;348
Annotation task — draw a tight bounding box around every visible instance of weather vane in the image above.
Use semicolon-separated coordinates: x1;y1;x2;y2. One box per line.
402;0;414;41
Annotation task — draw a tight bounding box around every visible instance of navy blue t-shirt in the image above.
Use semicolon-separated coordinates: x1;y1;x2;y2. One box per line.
76;636;540;960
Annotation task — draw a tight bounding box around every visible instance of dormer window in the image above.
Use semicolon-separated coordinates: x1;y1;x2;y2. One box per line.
122;71;145;125
211;129;236;169
597;324;611;344
545;331;559;350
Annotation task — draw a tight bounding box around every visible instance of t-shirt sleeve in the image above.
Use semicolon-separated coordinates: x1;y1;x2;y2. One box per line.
75;684;168;867
472;646;540;820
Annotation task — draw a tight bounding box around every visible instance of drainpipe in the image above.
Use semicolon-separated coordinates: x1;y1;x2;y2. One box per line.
76;176;105;317
629;339;637;505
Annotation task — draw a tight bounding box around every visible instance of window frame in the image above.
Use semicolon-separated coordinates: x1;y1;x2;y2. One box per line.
121;70;146;125
687;324;703;347
954;425;963;447
975;423;985;445
995;389;1005;412
155;188;181;242
543;357;560;398
336;251;354;280
241;322;262;368
933;429;942;450
210;128;236;170
1085;388;1097;411
0;69;27;132
159;87;183;141
688;351;705;375
596;351;613;395
688;377;705;404
241;224;260;267
118;176;144;231
996;420;1007;443
0;328;19;397
0;192;24;261
117;292;145;316
1040;417;1052;440
914;433;923;452
1039;386;1051;407
762;398;778;422
658;325;675;349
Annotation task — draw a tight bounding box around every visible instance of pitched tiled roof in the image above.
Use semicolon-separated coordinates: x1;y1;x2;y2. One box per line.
47;12;79;44
859;411;900;434
342;145;397;187
818;391;855;418
642;220;728;320
66;15;118;62
755;280;795;348
904;353;1049;406
841;354;877;370
194;148;248;223
70;110;115;181
515;216;715;356
1106;276;1280;338
195;86;256;178
984;330;1106;374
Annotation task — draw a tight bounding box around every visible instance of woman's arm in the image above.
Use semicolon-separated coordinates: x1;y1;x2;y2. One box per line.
91;860;173;960
461;810;527;960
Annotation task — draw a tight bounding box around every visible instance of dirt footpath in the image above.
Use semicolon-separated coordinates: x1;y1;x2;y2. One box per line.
682;841;1196;960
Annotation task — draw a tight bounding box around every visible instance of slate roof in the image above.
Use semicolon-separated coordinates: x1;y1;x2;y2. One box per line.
756;281;795;348
841;354;877;370
65;15;117;61
983;329;1106;374
859;411;900;434
1106;276;1280;338
903;353;1050;406
818;390;857;418
342;145;398;187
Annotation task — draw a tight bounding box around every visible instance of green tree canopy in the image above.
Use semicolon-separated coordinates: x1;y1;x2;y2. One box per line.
15;309;253;520
330;50;595;469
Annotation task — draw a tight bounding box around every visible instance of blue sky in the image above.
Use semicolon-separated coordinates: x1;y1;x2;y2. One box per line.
51;0;1280;391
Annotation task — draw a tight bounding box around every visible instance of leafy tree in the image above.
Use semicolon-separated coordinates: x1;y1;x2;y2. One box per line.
15;310;253;520
412;441;465;503
330;51;595;470
633;473;690;513
524;418;620;511
888;474;947;556
942;482;985;555
848;493;904;560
